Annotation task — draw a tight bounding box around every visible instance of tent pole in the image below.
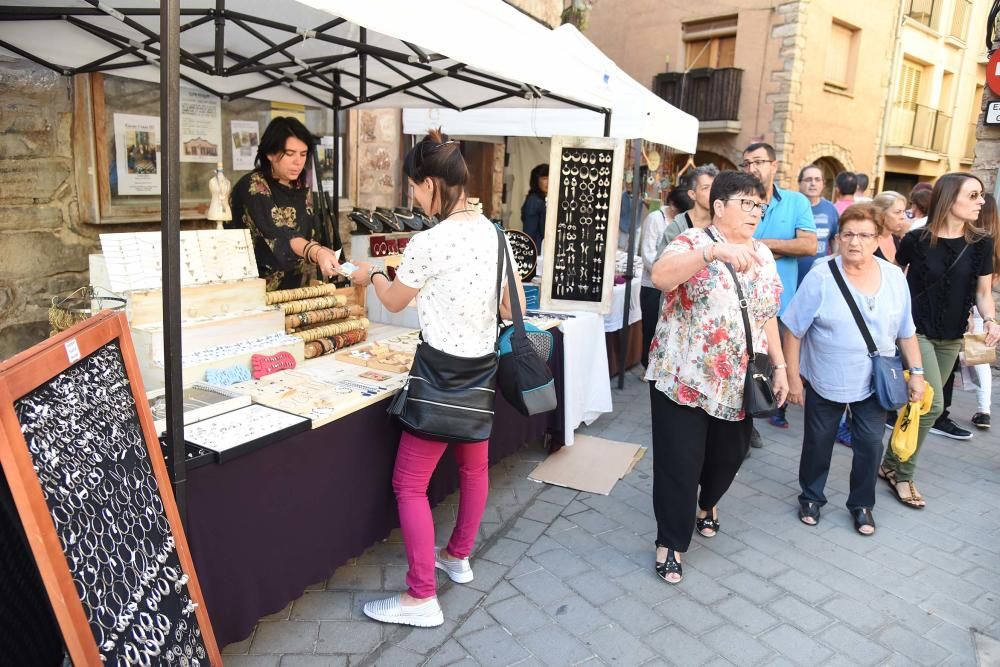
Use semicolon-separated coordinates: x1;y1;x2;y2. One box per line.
617;138;641;390
603;108;611;137
332;72;342;254
213;0;225;74
161;0;186;526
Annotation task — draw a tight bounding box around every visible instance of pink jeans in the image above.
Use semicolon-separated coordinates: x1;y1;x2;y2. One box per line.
392;431;490;599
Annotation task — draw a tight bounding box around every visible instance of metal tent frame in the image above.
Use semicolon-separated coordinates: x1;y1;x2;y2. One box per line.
0;1;613;525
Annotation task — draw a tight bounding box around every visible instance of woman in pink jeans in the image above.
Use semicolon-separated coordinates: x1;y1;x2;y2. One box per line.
352;129;525;627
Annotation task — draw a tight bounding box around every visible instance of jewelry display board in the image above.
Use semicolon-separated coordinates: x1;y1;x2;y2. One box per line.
183;404;310;463
0;311;221;666
100;229;257;292
539;136;625;315
505;229;538;281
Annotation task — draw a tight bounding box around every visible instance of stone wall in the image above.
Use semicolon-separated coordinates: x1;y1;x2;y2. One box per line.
0;58;94;359
767;0;810;186
508;0;563;28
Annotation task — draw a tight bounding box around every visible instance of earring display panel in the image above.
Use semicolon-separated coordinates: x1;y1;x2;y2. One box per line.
0;312;221;665
540;137;625;315
504;230;537;281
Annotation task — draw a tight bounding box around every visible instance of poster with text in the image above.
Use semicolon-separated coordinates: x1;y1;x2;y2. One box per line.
180;87;222;164
114;113;160;195
319;135;343;197
231;119;260;172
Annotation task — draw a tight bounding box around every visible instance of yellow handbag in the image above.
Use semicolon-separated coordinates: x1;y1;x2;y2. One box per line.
889;372;934;463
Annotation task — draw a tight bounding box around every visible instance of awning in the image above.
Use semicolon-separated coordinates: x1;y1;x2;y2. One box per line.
403;24;698;152
0;0;613;115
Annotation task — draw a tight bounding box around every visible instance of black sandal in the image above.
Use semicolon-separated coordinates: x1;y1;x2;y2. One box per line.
654;548;683;584
696;511;720;538
798;501;821;526
851;508;876;535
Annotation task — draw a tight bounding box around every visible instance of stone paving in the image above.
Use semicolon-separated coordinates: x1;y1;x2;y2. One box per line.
222;369;1000;666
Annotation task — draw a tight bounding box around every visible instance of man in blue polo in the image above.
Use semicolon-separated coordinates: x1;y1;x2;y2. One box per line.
742;142;816;438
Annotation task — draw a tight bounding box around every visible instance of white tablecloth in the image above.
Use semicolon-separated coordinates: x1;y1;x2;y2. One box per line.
603;275;643;333
559;311;613;445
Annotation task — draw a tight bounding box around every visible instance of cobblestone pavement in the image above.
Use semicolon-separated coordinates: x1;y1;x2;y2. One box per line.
223;370;1000;666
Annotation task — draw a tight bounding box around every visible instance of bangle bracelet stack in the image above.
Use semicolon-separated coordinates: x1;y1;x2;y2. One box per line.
302;241;318;262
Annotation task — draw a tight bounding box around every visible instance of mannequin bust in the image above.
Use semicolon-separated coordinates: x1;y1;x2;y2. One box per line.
207;162;232;228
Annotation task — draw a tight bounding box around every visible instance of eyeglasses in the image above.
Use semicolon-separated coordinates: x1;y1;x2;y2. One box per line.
726;198;768;215
740;159;773;170
839;232;878;242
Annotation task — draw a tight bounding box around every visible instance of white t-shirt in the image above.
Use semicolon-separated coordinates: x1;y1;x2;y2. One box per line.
395;214;514;357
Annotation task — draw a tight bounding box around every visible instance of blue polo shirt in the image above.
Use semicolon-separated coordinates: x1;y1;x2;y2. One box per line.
754;185;815;316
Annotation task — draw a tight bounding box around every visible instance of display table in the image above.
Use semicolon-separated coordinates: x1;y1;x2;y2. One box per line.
185;331;565;648
603;275;643;376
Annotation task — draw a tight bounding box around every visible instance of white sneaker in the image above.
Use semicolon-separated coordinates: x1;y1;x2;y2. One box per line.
435;548;474;584
363;594;443;627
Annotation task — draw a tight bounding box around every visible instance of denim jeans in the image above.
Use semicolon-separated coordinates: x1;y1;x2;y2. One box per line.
799;382;885;510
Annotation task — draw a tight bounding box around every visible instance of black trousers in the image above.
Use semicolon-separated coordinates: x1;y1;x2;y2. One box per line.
640;286;661;368
798;382;885;511
649;384;752;551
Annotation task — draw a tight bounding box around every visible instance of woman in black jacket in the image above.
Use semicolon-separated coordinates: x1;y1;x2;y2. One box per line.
521;163;549;252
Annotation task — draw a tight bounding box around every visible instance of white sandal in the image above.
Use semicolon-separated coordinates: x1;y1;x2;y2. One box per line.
363;594;444;627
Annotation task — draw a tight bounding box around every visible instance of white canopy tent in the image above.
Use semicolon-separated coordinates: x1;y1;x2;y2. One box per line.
403;24;698;152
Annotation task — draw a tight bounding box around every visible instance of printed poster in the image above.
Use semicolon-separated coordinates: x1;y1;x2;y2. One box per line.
270;101;306;124
230;120;260;172
114;113;160;195
180;87;222;163
319;135;343;197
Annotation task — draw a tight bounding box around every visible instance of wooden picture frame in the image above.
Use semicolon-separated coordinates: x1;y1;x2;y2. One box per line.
539;136;626;315
0;311;222;665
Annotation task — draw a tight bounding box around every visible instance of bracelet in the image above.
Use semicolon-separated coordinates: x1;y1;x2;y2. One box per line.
909;367;924;375
302;241;317;261
310;245;326;263
773;363;787;370
984;318;997;325
369;267;390;283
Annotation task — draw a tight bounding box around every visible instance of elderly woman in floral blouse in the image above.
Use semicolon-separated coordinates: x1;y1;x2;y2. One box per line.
645;171;788;584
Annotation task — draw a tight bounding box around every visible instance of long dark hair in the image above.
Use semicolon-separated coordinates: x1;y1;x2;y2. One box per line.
528;163;549;196
977;193;1000;282
923;172;988;246
403;128;469;217
255;116;315;188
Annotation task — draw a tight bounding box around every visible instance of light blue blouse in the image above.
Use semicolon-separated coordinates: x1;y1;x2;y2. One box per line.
782;256;916;403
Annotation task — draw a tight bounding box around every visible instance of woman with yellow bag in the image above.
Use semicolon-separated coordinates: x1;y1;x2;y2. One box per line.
889;377;934;463
783;205;925;535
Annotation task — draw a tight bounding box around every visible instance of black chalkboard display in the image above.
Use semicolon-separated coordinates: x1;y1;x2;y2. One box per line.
504;229;538;281
550;147;615;302
0;311;221;665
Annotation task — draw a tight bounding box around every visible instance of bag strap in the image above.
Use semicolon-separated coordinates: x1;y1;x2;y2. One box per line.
828;259;878;357
495;225;527;337
704;227;754;359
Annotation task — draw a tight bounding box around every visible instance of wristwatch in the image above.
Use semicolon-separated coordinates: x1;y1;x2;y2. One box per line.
909;367;924;375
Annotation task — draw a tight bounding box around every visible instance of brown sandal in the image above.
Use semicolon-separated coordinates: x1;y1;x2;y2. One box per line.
878;465;895;483
890;479;924;509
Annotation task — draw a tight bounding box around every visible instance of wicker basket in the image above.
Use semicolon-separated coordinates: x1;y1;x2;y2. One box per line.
48;286;126;335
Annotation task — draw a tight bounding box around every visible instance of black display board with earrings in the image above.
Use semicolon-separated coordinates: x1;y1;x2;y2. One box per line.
0;312;222;666
540;136;626;315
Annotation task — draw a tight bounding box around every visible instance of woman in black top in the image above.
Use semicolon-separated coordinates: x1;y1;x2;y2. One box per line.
520;163;548;253
229;116;340;291
880;173;999;508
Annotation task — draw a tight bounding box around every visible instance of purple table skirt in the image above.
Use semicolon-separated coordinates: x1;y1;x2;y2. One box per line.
186;331;564;647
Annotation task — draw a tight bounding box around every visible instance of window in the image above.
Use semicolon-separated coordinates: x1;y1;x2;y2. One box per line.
896;60;923;105
906;0;937;29
682;15;737;69
823;21;859;93
949;0;971;40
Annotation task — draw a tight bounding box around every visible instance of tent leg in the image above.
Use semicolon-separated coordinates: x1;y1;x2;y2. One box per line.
161;0;186;527
617;139;641;390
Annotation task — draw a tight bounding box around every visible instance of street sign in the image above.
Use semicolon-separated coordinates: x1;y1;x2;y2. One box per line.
987;101;1000;126
988;50;1000;96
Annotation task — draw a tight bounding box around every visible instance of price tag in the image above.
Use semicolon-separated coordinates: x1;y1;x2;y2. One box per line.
64;338;81;363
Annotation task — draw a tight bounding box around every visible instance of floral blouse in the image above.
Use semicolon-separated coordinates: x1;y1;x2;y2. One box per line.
229;171;316;291
644;226;783;421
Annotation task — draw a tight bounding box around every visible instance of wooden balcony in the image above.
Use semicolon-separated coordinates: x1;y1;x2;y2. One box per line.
653;67;743;132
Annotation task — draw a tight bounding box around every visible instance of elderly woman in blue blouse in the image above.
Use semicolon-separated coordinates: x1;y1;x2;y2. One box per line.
783;204;925;535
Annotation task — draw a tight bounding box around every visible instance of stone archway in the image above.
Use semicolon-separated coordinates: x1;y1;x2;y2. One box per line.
813;157;845;201
802;143;855;172
693;150;737;172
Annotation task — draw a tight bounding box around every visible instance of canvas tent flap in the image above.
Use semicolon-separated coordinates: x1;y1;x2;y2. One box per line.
0;0;613;114
403;24;697;152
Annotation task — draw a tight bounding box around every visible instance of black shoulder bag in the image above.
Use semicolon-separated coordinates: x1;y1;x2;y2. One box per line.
705;229;779;418
494;226;557;416
828;260;908;410
387;231;504;442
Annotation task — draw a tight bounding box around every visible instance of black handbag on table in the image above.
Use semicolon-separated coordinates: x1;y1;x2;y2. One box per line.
387;229;505;442
494;226;557;416
828;260;908;411
707;229;779;418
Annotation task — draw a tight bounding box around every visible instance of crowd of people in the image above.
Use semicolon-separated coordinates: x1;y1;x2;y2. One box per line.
640;142;999;583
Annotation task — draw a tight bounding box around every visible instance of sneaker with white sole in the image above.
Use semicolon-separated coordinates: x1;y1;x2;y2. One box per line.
435;548;474;584
363;594;443;627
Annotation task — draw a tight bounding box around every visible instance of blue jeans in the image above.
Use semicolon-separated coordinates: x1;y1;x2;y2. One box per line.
798;382;885;510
